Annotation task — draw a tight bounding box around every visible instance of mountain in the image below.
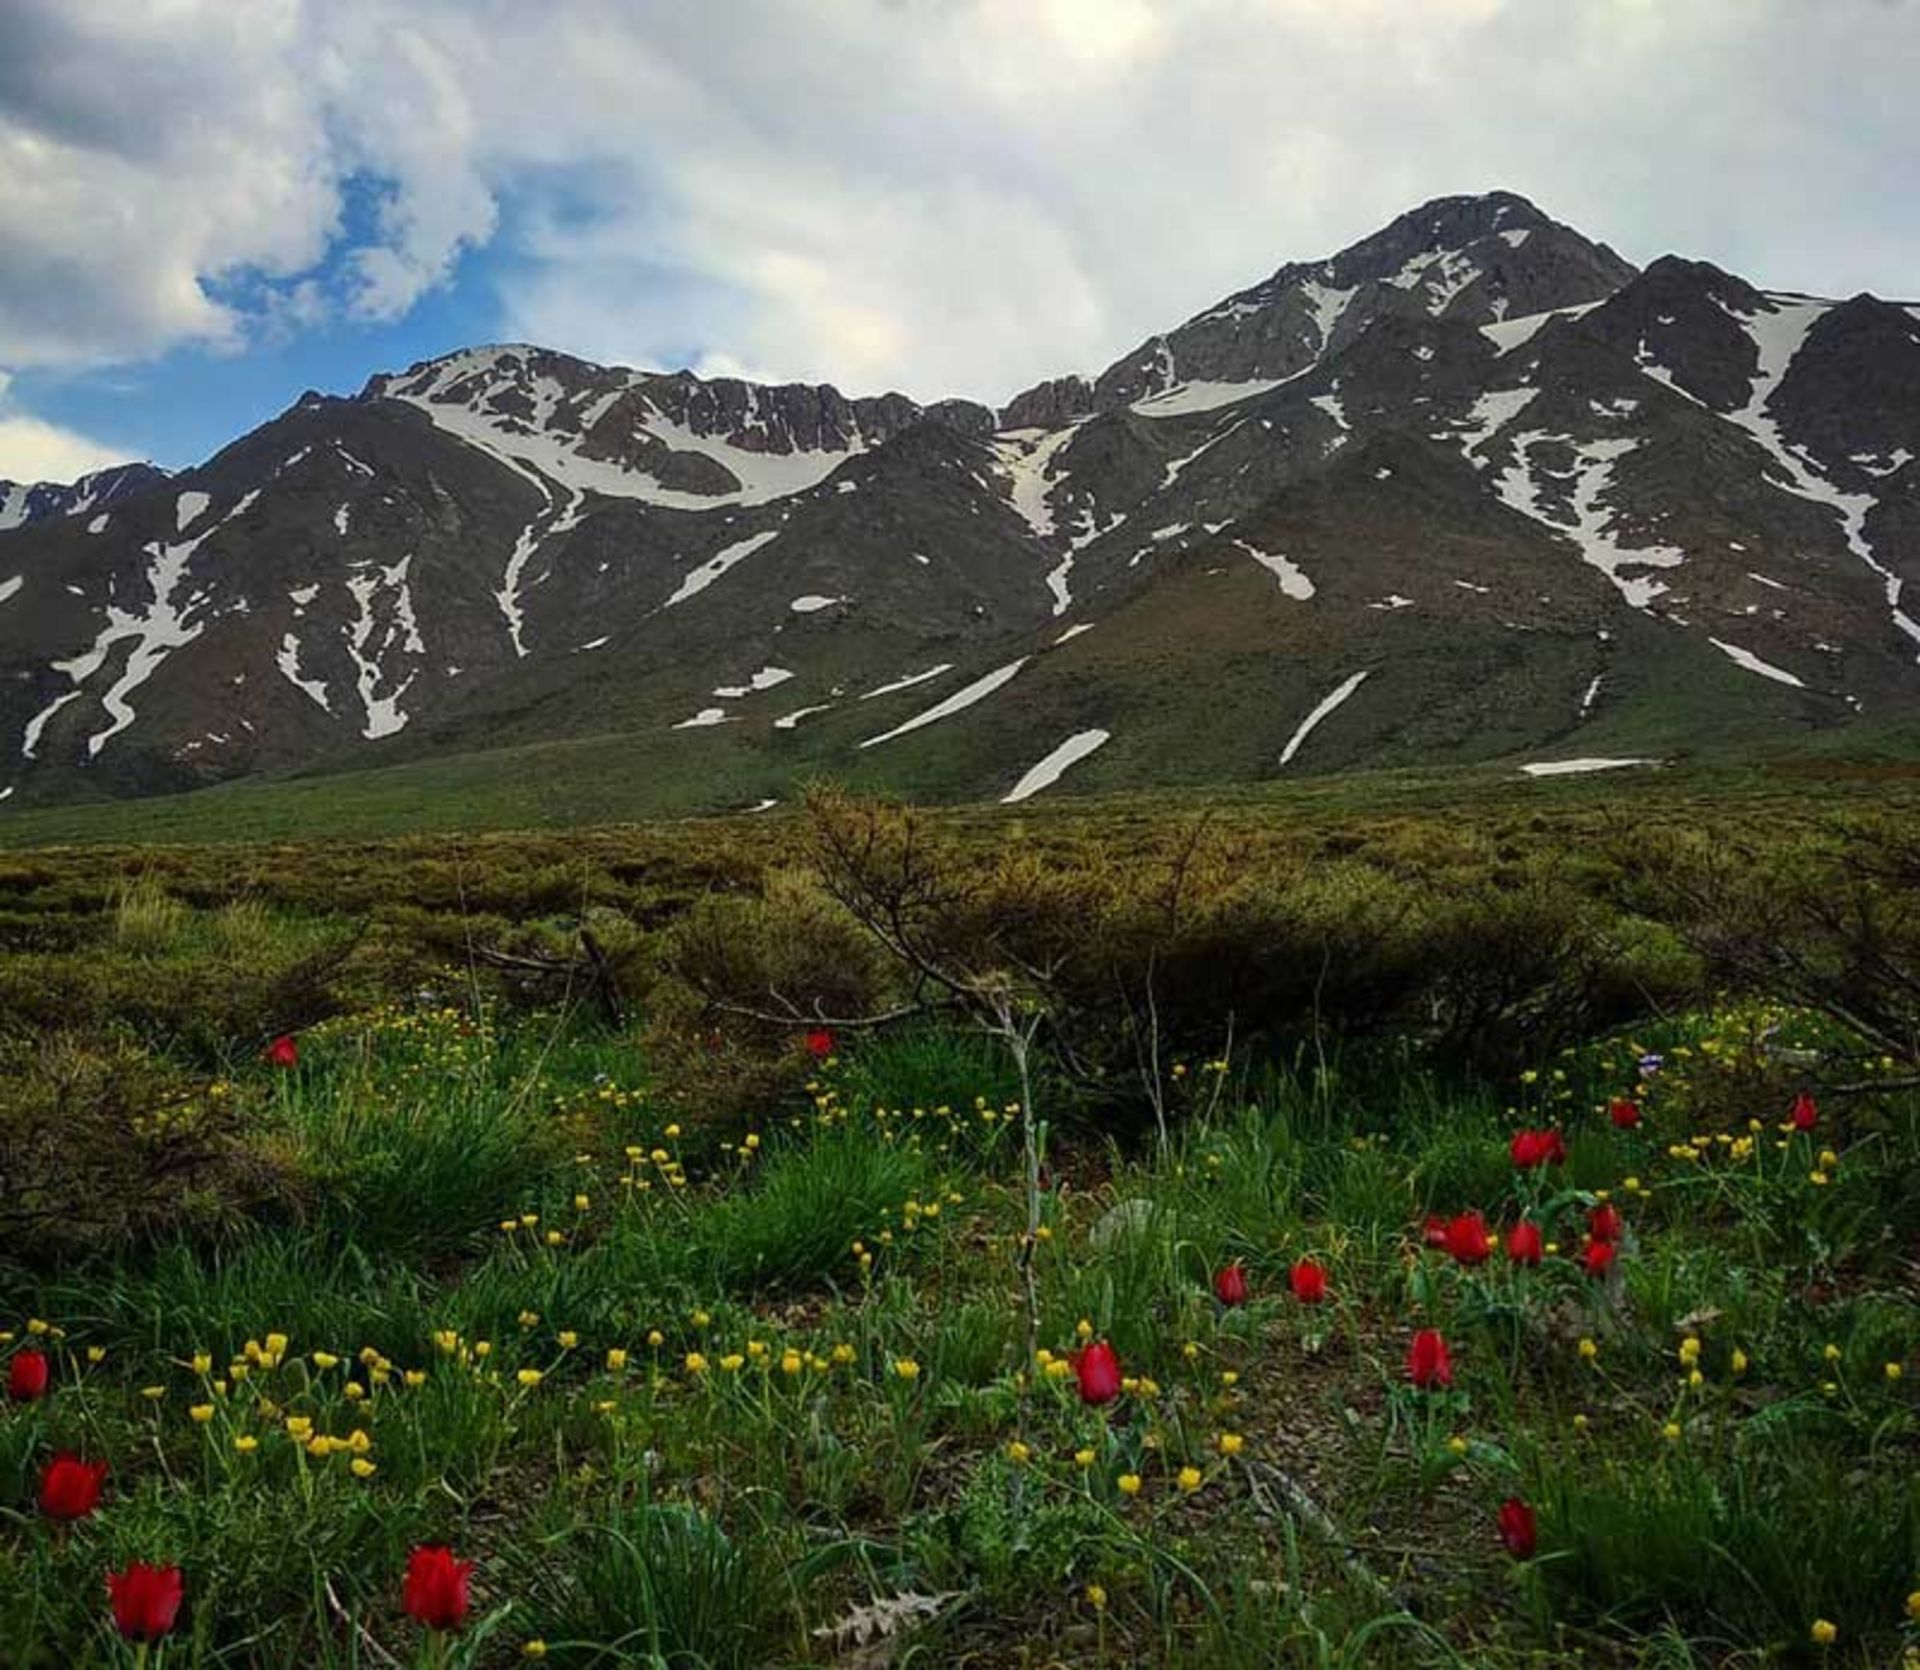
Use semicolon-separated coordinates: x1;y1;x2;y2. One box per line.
1;190;1916;819
0;462;171;534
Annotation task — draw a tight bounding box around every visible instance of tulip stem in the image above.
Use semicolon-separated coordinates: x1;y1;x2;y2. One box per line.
990;988;1047;1388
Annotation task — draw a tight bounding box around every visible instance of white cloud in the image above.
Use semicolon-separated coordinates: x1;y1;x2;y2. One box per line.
0;410;128;484
0;366;131;484
0;0;1917;410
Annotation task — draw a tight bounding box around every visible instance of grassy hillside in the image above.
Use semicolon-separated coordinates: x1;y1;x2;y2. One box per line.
3;694;1920;849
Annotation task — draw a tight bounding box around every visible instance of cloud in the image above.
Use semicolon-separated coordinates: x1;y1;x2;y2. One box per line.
0;370;131;485
0;409;129;485
1;0;1917;409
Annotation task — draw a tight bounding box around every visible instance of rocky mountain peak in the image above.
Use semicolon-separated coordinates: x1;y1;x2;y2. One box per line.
0;462;172;536
1;189;1914;819
1001;191;1639;422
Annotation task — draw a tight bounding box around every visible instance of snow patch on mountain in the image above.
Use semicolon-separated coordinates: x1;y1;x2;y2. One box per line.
713;666;793;698
1388;246;1481;313
343;556;423;738
1309;391;1350;449
1233;540;1314;599
1481;301;1600;355
20;483;269;760
175;491;211;532
1454;388;1539;461
1853;448;1913;477
79;539;206;758
774;704;833;730
1709;636;1805;688
384;352;871;513
1131;380;1286;418
1300;280;1357;349
1161;419;1251;492
861;664;953;701
1718;293;1920;656
1279;670;1369;766
1521;757;1654;777
663;530;782;609
990;426;1078;537
1494;433;1686;609
276;634;332;711
861;657;1028;748
1003;728;1110;803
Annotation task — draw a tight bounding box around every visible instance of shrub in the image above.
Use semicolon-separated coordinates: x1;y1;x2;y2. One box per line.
0;1031;287;1263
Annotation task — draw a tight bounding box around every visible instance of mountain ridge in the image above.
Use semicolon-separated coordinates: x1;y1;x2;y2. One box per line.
1;189;1915;818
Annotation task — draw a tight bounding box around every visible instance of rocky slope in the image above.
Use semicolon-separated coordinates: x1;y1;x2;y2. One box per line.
0;190;1914;815
0;462;170;534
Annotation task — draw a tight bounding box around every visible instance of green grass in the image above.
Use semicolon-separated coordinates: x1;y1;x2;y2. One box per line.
1;788;1918;1666
1;997;1914;1666
4;709;1919;847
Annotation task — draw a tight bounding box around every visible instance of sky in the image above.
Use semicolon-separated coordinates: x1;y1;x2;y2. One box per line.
1;0;1916;483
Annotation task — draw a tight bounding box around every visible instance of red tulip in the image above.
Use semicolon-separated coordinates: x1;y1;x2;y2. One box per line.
1407;1329;1453;1389
107;1562;184;1643
804;1028;836;1061
1497;1497;1538;1559
1213;1262;1249;1306
1587;1202;1624;1244
1580;1239;1617;1278
1510;1128;1567;1169
1608;1097;1641;1129
1790;1091;1817;1132
1072;1340;1122;1406
38;1453;107;1521
1288;1259;1329;1303
264;1034;298;1069
1421;1215;1449;1249
1442;1211;1493;1267
403;1545;473;1633
1505;1221;1543;1266
7;1348;49;1402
